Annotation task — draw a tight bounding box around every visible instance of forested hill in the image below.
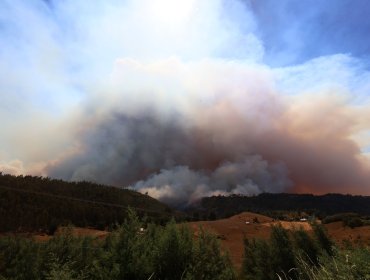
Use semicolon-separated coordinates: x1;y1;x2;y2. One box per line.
200;193;370;219
0;173;174;233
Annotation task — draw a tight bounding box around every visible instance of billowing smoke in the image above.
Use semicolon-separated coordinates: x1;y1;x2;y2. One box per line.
134;157;290;206
1;0;370;206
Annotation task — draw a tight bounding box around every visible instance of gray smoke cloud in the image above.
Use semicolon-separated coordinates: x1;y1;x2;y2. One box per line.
43;58;370;205
1;0;370;206
133;156;290;207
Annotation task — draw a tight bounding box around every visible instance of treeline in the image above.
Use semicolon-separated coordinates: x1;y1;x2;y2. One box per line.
0;173;174;233
198;193;370;220
1;210;369;280
0;209;236;280
322;212;370;228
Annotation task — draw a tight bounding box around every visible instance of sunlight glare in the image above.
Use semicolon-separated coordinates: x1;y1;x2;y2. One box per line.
149;0;196;25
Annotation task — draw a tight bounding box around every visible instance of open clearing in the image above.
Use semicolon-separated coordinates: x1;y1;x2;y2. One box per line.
188;212;370;268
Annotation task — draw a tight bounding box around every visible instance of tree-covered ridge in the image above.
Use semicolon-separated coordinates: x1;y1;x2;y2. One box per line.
200;193;370;219
0;173;173;232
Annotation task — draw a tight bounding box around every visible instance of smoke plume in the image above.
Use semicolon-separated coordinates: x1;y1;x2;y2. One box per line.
1;0;370;206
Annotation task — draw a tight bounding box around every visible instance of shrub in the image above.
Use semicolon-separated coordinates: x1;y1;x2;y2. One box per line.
296;247;370;280
270;225;296;277
242;225;297;280
242;238;274;280
291;228;319;265
311;222;335;256
344;217;364;228
0;209;235;280
186;228;236;280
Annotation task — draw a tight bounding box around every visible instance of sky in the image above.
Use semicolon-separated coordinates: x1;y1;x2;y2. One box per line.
1;0;370;206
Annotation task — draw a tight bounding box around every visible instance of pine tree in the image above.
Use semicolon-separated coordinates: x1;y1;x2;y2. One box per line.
269;225;296;278
311;222;335;256
292;227;319;265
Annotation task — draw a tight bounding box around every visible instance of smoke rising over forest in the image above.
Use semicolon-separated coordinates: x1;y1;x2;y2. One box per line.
1;0;370;205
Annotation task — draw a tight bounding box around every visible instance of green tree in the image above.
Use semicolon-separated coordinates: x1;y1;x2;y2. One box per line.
311;222;334;256
292;227;319;265
269;225;296;278
185;228;236;280
154;221;193;280
242;238;274;280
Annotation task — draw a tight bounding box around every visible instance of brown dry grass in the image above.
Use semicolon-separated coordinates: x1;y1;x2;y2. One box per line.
27;227;109;242
325;221;370;246
188;212;370;269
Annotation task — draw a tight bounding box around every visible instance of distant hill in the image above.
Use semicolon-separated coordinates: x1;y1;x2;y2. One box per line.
196;193;370;220
0;173;174;233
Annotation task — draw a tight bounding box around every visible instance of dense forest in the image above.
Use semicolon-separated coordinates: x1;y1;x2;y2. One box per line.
0;173;174;233
0;209;369;280
197;193;370;220
3;172;370;232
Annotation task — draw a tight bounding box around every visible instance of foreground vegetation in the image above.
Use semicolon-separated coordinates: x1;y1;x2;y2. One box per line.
1;209;369;280
242;223;370;280
0;209;235;280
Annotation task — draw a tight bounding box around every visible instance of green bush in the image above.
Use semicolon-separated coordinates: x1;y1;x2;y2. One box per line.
311;222;335;256
185;228;236;280
322;213;359;224
242;223;369;280
296;247;370;280
242;225;298;280
0;209;235;280
344;217;364;228
242;238;274;280
291;228;319;265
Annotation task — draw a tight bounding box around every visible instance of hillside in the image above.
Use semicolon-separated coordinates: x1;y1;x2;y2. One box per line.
0;173;174;232
188;212;370;268
197;193;370;219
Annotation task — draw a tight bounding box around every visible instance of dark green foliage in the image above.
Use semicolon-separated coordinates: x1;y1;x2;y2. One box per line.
311;222;335;256
242;225;297;280
241;222;364;280
242;223;340;280
322;212;359;224
0;237;43;280
208;211;217;220
0;173;174;232
344;217;364;228
185;228;236;280
322;212;369;228
253;217;259;223
114;209;155;279
0;210;235;280
270;225;297;277
291;228;319;265
154;222;192;279
198;193;370;220
242;238;274;280
296;247;370;280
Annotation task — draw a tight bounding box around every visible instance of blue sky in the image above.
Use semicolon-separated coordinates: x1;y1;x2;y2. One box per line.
250;0;370;67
